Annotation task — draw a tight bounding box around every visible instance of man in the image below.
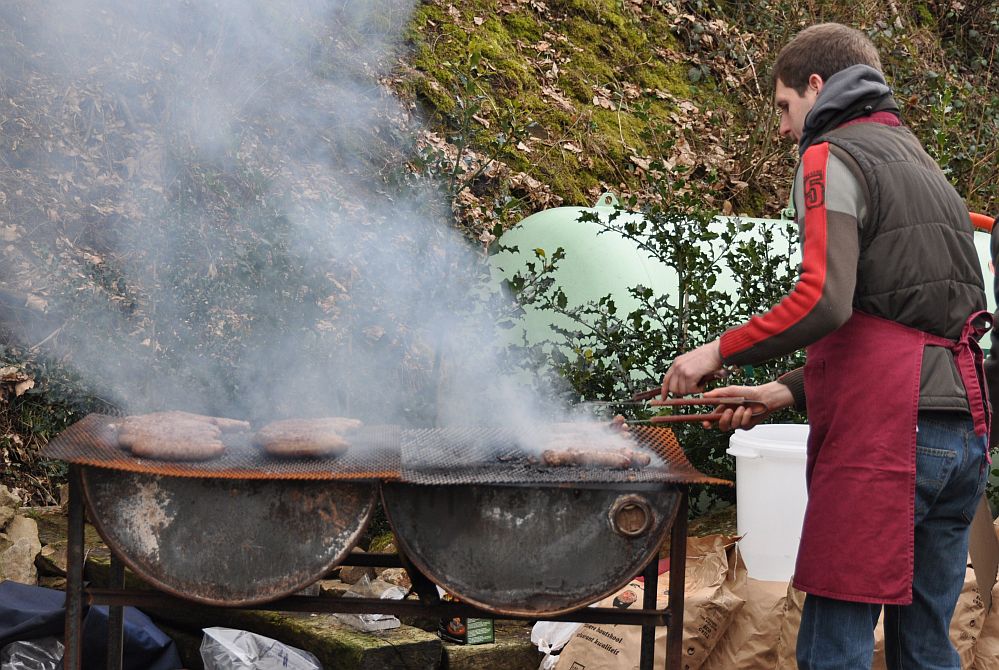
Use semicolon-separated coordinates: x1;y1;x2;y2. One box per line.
662;23;990;670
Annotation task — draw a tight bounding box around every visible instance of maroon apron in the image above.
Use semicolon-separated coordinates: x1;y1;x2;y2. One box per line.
792;310;991;605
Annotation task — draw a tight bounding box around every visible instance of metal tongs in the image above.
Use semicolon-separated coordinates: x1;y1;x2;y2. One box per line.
633;387;769;424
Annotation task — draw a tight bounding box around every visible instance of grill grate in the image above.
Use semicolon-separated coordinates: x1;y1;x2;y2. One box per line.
41;414;402;481
400;424;729;486
42;415;730;486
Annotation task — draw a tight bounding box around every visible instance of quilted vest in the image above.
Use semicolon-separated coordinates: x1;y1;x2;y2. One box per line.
818;122;986;409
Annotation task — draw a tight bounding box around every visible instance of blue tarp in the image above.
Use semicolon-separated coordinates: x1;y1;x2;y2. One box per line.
0;581;182;670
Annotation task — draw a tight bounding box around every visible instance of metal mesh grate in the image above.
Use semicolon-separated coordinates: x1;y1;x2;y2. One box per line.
399;424;731;486
41;414;402;481
42;415;730;486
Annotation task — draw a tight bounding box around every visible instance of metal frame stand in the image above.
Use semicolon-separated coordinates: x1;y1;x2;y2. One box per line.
63;465;689;670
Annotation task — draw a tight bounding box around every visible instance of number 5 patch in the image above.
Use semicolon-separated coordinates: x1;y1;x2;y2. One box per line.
804;169;825;209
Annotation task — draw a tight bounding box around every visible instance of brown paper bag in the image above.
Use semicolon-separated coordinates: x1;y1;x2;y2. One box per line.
972;516;999;669
774;568;981;669
950;567;985;668
555;535;745;670
975;577;999;668
701;576;788;670
774;581;805;669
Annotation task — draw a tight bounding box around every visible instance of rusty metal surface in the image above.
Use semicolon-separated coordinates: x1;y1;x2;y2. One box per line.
382;482;681;616
43;414;401;481
43;416;728;487
400;424;731;486
81;468;375;605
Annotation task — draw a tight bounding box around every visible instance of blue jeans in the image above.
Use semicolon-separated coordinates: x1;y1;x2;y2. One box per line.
796;412;988;670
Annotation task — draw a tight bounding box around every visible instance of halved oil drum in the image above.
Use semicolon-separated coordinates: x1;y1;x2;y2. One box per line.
382;483;680;616
82;468;375;606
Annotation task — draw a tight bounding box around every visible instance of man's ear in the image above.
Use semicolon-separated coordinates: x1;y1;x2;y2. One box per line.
808;73;824;95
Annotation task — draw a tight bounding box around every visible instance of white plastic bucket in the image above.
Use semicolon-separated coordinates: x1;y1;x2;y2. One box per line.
726;424;809;582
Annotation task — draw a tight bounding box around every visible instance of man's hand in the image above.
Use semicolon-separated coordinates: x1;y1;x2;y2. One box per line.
661;339;723;397
702;382;795;431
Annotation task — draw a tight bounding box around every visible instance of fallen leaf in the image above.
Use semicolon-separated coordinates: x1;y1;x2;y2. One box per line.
540;85;575;112
592;95;615;110
630;155;651;170
25;295;47;311
364;326;385;341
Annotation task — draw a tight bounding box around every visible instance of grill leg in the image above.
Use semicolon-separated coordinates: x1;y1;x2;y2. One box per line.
64;465;85;670
107;553;125;670
639;556;658;670
398;551;441;606
665;488;689;670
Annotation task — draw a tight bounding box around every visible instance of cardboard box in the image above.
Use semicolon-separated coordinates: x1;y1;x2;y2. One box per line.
437;591;494;645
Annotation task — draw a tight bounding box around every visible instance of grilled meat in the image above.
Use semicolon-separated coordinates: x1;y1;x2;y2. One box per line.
117;413;227;460
253;417;362;458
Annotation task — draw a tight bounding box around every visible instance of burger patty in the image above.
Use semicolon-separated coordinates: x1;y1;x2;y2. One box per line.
252;417;362;458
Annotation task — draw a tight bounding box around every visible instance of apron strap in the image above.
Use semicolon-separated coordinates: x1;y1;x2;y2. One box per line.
926;310;993;444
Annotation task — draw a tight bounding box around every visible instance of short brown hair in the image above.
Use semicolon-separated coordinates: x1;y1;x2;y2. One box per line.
772;23;882;94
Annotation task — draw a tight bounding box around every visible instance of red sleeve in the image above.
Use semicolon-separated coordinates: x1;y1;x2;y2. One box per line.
719;144;831;359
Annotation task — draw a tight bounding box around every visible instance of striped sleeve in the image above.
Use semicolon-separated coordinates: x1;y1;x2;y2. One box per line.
718;143;862;365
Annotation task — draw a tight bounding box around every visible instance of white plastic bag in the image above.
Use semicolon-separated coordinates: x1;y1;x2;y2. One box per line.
199;627;321;670
334;575;407;632
531;621;582;669
1;637;65;670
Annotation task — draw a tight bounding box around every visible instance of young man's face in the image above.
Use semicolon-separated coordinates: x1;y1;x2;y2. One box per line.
775;75;822;143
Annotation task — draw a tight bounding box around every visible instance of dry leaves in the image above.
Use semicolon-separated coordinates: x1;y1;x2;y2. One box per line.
0;367;35;402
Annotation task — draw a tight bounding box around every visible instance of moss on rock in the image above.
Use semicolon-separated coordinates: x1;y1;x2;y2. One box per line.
403;0;702;206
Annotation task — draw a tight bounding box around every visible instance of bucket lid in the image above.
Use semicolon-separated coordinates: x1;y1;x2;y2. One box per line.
726;423;808;459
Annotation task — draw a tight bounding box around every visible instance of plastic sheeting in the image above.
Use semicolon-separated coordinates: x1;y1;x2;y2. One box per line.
200;627;321;670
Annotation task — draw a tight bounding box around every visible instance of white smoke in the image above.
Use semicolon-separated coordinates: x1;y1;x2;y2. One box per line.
1;0;570;429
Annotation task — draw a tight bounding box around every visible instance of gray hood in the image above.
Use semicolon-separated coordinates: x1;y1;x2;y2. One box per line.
799;64;898;155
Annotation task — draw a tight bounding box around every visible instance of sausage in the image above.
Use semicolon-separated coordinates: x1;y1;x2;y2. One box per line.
117;415;225;460
542;447;633;469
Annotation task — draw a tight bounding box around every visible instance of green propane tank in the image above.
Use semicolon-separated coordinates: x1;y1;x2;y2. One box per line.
490;192;798;349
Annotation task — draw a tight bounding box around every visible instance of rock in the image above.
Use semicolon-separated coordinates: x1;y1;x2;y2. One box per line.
377;568;412;589
7;515;41;550
37;575;67;590
339;566;376;585
339;548;376;585
33;510;110;564
0;485;21;510
319;579;351;598
1;516;42;584
0;505;15;529
36;543;68;576
1;539;40;584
